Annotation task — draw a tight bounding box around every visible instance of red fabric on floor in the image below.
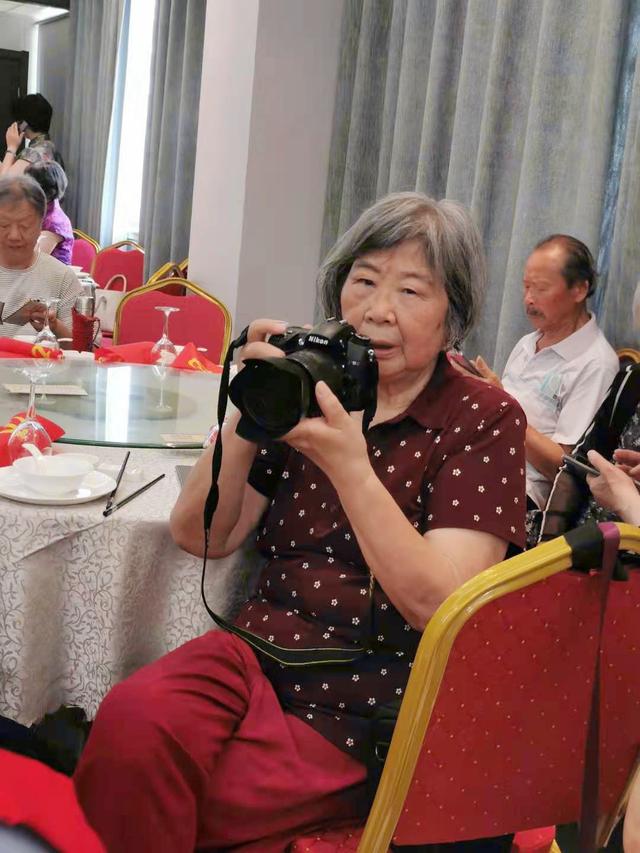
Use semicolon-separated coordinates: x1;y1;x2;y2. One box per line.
74;631;368;853
0;748;104;852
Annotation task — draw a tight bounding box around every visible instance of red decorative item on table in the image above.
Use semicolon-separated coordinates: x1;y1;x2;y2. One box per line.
171;343;222;373
72;308;101;352
0;338;63;360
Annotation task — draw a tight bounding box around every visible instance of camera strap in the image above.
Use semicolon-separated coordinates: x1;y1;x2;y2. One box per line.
199;328;368;667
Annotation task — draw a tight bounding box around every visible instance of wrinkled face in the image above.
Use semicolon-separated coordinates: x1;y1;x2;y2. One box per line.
340;239;450;389
522;244;588;333
0;199;41;268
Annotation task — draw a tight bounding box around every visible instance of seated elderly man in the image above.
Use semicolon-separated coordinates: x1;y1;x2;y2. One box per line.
74;192;527;852
455;235;618;522
0;175;80;341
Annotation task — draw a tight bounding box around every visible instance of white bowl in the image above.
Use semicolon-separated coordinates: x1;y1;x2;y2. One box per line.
13;455;94;496
53;451;100;468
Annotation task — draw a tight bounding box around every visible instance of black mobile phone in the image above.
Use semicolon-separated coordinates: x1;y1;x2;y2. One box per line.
562;455;599;479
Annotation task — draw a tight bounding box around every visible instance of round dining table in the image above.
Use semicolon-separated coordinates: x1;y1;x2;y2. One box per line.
0;356;255;725
0;355;224;448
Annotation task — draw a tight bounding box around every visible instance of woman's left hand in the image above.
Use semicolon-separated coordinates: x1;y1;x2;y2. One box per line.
6;122;23;151
283;381;371;488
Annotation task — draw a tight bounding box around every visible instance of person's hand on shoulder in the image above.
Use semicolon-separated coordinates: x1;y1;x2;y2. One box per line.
283;380;370;489
447;352;503;389
586;449;640;525
5;122;23;152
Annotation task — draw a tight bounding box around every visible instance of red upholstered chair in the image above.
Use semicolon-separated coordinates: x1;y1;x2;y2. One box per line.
91;240;144;292
112;277;232;363
71;228;100;272
293;522;640;853
146;261;187;296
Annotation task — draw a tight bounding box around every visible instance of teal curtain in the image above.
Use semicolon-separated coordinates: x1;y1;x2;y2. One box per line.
139;0;206;279
64;0;125;239
322;0;640;368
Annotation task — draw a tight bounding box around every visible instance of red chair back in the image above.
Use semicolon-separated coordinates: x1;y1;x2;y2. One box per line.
71;239;98;273
71;229;100;272
348;524;640;852
396;571;605;842
92;241;144;292
112;278;232;363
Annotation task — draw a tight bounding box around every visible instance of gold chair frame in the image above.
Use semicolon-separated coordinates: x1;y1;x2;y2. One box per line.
147;262;182;285
617;348;640;365
112;277;233;361
357;523;640;852
72;228;100;252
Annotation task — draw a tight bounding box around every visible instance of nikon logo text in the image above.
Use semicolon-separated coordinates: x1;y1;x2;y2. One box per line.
307;335;329;345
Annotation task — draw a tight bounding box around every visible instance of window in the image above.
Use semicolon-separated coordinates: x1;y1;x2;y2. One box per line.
101;0;157;245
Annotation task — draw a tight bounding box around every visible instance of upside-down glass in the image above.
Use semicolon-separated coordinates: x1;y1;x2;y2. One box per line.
151;306;180;365
33;297;61;350
152;363;172;413
7;361;56;462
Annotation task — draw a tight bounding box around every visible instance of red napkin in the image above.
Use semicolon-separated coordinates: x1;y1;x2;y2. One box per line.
172;342;222;373
94;341;157;364
0;749;105;852
0;338;63;360
0;412;65;467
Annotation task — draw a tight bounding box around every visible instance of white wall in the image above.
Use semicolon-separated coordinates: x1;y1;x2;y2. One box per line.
189;0;345;333
0;13;32;52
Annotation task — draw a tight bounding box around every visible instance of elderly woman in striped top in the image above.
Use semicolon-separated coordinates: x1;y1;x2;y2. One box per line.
0;175;80;342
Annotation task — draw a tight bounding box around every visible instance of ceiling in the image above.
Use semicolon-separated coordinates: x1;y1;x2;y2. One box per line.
0;1;67;22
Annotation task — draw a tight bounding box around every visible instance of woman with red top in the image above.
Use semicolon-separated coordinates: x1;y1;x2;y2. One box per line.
75;192;527;852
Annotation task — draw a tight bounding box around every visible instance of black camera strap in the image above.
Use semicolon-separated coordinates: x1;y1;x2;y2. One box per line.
200;327;368;667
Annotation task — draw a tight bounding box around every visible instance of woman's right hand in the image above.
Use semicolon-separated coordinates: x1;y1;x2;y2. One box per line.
237;318;289;367
6;122;23;151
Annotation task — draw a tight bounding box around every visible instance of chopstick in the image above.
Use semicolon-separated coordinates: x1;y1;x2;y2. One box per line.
104;451;130;514
103;474;165;517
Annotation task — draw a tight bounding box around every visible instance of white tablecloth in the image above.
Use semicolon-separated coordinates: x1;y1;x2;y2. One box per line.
0;446;256;724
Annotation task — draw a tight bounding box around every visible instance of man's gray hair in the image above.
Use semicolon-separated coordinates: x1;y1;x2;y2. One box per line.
0;175;46;220
318;192;487;347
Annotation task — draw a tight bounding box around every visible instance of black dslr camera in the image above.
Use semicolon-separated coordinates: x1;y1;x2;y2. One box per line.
229;318;378;440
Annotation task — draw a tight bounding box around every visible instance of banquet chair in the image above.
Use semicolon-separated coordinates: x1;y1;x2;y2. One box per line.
71;229;100;272
91;240;144;293
617;348;640;368
112;277;232;363
146;261;187;296
292;522;640;853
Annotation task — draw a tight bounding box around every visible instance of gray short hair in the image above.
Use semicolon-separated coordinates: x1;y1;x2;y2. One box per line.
318;192;487;347
0;175;46;220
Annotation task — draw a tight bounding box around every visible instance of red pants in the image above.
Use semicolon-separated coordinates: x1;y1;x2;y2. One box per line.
74;631;368;852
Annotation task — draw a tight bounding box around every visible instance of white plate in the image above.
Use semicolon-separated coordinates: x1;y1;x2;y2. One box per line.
0;467;116;506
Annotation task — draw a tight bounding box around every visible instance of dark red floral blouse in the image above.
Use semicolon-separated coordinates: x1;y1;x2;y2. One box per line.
235;355;526;763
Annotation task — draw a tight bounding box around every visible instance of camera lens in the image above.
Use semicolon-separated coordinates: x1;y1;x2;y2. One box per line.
238;360;309;436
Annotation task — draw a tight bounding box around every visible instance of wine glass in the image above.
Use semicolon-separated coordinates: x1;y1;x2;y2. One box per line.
34;297;61;351
7;361;55;462
152;363;173;412
151;306;180;366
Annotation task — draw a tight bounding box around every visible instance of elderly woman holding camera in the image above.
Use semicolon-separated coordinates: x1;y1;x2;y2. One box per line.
75;193;527;852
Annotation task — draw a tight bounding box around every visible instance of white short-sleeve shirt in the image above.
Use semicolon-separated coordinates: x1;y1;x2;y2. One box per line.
502;315;619;508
